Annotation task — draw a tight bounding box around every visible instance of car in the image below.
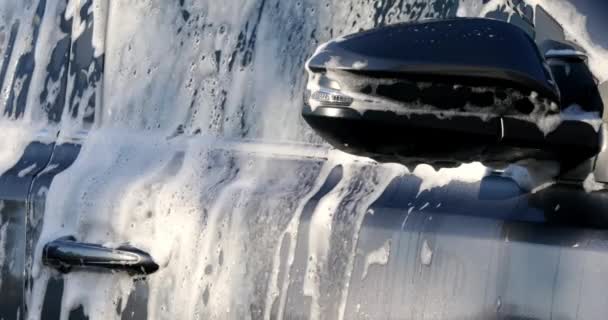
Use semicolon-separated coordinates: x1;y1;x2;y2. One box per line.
0;0;607;319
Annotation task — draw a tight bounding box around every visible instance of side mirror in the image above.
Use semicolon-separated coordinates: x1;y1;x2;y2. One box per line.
302;18;602;169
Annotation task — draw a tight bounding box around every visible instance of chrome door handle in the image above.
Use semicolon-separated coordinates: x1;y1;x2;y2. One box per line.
42;236;158;275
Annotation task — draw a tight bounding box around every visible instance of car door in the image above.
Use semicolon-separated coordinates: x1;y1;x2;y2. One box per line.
21;1;608;320
0;0;76;318
19;0;105;319
0;140;53;320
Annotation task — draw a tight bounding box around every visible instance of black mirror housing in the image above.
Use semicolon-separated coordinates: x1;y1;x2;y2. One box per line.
307;18;560;101
303;18;601;168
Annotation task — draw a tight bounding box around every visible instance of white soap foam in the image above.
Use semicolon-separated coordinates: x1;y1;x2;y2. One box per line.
339;163;405;320
0;0;80;181
457;0;515;18
314;70;556;126
38;164;59;176
524;103;603;136
413;162;489;195
263;161;334;320
303;162;405;320
461;0;608;135
17;163;37;178
583;173;605;193
420;239;433;266
361;239;391;280
0;120;53;177
1;0;69;123
352;60;368;70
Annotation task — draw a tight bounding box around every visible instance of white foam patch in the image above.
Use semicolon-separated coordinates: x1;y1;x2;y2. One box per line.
38;164;59;176
262;160;335;320
303;162;405;320
17;163;37;178
361;239;391;280
0;120;52;177
420;239;433;266
352;60;368;70
311;70;565;135
0;0;78;181
456;0;514;18
583;173;605;193
413;162;488;195
1;1;70;123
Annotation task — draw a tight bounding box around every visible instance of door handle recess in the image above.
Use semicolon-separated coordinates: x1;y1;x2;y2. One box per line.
42;236;159;275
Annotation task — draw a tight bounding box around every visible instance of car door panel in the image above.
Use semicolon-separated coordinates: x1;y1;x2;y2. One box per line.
10;1;608;320
0;197;27;320
0;0;75;317
0;0;105;318
0;142;56;319
24;142;608;319
26;143;82;320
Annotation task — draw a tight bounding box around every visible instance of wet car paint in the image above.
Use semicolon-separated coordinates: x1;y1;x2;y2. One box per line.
0;0;607;319
0;142;54;319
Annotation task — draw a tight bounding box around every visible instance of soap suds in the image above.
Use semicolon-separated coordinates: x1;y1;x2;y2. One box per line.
310;70;561;133
0;121;50;177
420;240;433;266
38;164;59;176
583;173;605;193
361;239;391;280
352;60;368;69
413;162;488;195
263;162;334;320
18;163;37;178
304;163;405;320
